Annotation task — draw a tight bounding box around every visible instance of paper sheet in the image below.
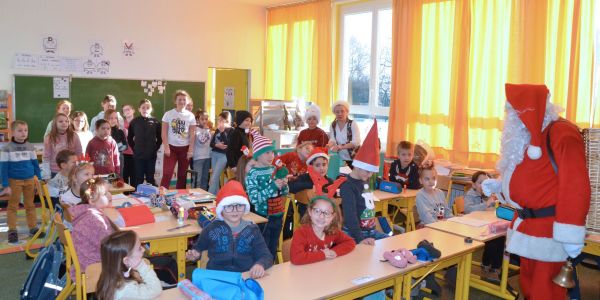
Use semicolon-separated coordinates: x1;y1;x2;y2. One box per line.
447;216;492;227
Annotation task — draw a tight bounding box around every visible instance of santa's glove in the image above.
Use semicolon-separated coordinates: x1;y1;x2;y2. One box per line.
562;242;584;258
481;178;502;197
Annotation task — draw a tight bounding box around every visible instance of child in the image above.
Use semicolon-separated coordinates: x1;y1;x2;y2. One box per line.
1;120;42;243
208;111;232;194
160;90;196;189
290;196;355;265
275;141;313;178
86;119;119;175
465;171;505;281
245;131;289;258
90;95;124;133
192;110;212;190
121;104;136;185
106;109;128;176
389;141;421;189
60;162;95;206
47;149;78;202
43;113;83;177
340;120;387;245
289;147;333;216
296;104;329;147
127;99;162;187
44;100;72;136
96;230;162;300
69;178;118;278
186;181;273;278
415;163;453;225
226;110;253;173
71;111;94;153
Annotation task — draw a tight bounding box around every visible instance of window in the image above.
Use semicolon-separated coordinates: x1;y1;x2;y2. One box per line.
338;0;392;149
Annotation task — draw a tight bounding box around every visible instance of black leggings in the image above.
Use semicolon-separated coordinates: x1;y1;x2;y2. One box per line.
483;236;506;269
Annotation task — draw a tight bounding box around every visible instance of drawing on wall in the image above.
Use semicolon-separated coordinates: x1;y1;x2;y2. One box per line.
83;59;95;74
123;41;134;57
90;42;104;57
140;80;166;97
43;36;57;53
97;60;110;75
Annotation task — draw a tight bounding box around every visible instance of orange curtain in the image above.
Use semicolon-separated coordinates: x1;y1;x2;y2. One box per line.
265;0;332;119
388;0;597;168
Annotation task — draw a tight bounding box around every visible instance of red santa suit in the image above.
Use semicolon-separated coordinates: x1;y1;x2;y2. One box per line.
498;84;590;300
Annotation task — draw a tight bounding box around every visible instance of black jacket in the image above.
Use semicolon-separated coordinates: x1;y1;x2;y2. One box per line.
127;116;162;160
226;127;250;168
210;127;232;154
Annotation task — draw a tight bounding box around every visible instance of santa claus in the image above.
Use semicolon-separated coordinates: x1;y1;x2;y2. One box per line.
483;83;590;299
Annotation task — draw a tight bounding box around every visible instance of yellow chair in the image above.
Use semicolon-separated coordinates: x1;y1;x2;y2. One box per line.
81;263;102;299
26;178;55;259
276;196;291;264
280;239;292;263
453;196;465;215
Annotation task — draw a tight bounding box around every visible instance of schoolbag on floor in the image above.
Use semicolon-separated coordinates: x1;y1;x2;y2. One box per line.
192;268;264;300
20;240;66;300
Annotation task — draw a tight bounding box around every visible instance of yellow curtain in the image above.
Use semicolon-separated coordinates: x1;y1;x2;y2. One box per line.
388;0;597;168
265;0;332;120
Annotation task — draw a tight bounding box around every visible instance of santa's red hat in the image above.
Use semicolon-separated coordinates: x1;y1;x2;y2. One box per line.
505;83;550;160
352;119;380;172
214;181;250;220
306;147;329;165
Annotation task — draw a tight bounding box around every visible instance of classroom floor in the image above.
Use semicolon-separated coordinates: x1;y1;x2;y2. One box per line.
1;248;598;299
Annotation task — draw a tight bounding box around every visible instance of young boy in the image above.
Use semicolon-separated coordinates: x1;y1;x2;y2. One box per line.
90;95;124;133
389;141;421;189
86;119;119;175
1;120;42;243
186;181;272;278
274;141;313;178
464;171;497;214
296;104;328;148
48;149;78;202
245;131;289;259
340;120;388;245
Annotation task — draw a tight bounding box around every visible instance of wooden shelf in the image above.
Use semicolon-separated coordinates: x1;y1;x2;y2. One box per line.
0;92;12;142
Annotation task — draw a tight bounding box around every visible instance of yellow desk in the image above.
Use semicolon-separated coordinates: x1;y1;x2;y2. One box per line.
426;210;517;299
374;189;418;231
108;183;135;194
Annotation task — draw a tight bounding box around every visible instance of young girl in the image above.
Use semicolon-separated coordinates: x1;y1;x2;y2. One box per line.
415;163;453;225
44;100;72;136
127;99;161;187
160;90;196;188
96;230;162;300
60;162;95;206
297;104;328;147
106;109;127;176
71;111;94;153
121;104;136;185
289;148;334;217
44;113;83;177
290;196;355;265
86;119;119;175
69;178;118;279
192;110;212;190
226;110;252;175
208;111;232;194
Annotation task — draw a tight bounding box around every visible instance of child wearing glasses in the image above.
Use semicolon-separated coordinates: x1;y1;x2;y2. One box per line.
290;196;355;265
185;181;273;278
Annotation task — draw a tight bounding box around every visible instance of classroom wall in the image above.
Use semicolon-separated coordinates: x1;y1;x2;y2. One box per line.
0;0;266;100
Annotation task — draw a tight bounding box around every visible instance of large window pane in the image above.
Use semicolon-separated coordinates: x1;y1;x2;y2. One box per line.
377;9;392;108
342;12;372;106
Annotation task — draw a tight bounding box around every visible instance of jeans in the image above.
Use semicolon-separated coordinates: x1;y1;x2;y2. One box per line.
343;227;389;244
192;158;210;190
160;145;190;189
258;214;283;260
134;157;157;186
208;152;227;195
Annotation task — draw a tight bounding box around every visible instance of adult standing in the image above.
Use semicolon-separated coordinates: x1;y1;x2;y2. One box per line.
327;101;360;166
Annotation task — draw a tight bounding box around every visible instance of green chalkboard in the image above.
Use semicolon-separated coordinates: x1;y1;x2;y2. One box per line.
14;75;204;142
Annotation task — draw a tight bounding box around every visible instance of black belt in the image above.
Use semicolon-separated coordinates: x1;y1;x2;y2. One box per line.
517;205;555;219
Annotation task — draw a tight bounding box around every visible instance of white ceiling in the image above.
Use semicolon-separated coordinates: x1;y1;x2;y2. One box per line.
233;0;300;8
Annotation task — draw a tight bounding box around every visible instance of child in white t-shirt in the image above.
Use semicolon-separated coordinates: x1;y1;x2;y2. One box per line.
192;110;212;190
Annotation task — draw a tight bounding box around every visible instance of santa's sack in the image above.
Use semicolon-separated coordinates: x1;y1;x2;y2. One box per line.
496;204;516;221
192;269;264;300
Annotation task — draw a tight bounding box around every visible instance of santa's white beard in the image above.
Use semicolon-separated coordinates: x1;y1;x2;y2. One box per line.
497;101;562;176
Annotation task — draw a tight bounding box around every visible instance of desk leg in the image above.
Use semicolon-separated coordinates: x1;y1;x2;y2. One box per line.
402;273;412;300
406;209;415;232
177;237;187;281
456;253;473;300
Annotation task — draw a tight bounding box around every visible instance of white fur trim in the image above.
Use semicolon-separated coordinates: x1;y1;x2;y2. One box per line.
352;160;379;173
553;222;586;244
216;196;250;220
332;100;350;113
527;145;542;160
506;218;567;262
307;153;329;165
501;167;522;209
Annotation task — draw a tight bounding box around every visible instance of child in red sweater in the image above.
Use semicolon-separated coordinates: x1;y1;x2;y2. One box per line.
290;196;355;265
275;141;313;178
86;119;119;175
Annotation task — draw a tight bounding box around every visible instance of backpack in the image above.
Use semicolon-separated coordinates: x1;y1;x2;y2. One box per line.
192;269;264;300
20;240;66;300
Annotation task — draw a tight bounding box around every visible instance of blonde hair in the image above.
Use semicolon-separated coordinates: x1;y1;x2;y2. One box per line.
68;162;94;191
48;113;76;146
11;120;27;131
173;90;190;103
56;100;72;112
70;111;89;132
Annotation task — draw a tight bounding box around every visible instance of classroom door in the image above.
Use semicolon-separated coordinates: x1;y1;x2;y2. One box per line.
207;68;250;124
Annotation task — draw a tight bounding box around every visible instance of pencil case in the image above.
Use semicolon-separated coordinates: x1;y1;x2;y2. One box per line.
177;279;213;300
488;220;510;233
379;180;402;194
496;204;516;221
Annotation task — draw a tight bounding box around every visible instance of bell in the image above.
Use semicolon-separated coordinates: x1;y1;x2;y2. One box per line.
552;260;576;289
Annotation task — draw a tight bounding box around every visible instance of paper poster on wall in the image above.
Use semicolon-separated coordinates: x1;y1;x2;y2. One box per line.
90;42;104;58
140;80;166;96
42;36;57;53
53;77;70;98
224;87;235;109
123;41;134;57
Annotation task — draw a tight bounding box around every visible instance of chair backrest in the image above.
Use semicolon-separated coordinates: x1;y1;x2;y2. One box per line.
454;196;465;215
53;213;83;300
295;189;316;205
82;263;102;294
281;239;292;263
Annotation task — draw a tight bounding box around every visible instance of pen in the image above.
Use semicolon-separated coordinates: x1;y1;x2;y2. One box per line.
167;224;191;231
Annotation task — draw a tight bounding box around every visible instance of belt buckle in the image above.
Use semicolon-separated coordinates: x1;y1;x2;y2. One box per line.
517;208;532;219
